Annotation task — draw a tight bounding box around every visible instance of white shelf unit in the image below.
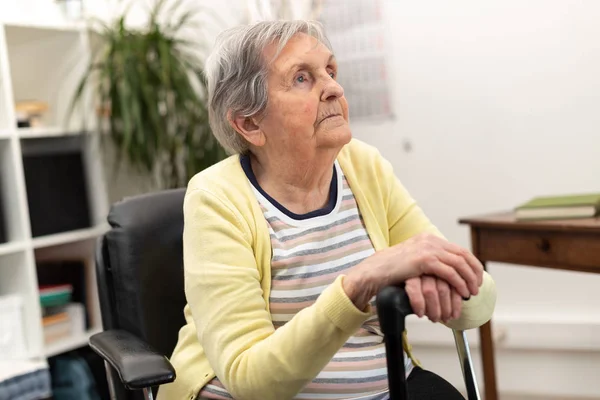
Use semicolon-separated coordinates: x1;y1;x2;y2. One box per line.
45;326;103;358
0;18;109;369
6;23;92;133
17;126;86;139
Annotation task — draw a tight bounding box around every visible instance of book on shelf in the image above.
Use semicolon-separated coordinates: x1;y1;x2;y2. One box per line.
39;284;79;345
42;303;86;345
39;284;72;308
15;100;49;128
36;261;91;329
43;310;71;344
515;192;600;220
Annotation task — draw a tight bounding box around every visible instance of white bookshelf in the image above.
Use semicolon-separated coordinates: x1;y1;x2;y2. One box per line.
32;225;108;249
45;326;103;358
0;14;109;372
0;241;27;257
17;126;85;139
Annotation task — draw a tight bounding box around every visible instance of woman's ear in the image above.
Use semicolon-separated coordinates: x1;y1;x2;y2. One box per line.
227;111;265;147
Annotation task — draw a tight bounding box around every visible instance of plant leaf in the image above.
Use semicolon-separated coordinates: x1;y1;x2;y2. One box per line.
69;0;226;188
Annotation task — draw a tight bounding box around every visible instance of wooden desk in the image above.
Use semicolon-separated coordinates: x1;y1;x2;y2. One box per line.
459;212;600;400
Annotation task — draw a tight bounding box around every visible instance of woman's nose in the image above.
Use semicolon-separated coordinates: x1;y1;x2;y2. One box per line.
321;77;344;102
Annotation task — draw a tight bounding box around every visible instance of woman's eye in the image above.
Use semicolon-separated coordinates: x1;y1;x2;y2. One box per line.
296;75;307;83
329;72;335;79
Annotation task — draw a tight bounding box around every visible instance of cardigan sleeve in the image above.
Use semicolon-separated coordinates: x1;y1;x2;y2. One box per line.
182;187;370;400
379;153;496;331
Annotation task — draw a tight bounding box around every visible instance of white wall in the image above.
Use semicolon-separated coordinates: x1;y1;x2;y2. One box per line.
79;0;600;397
349;1;600;398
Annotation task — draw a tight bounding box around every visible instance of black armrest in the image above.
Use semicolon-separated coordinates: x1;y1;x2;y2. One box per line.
89;330;176;390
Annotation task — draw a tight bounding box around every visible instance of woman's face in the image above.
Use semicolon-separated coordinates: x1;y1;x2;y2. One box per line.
256;33;351;159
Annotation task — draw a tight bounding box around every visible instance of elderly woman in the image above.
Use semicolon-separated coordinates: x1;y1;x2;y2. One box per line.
158;20;496;400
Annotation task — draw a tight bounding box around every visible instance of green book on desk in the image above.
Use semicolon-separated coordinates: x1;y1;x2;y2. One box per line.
515;193;600;220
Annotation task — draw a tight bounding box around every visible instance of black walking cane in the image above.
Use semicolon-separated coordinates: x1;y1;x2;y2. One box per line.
376;285;481;400
376;286;413;400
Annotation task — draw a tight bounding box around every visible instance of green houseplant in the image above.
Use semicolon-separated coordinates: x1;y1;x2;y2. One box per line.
71;0;226;189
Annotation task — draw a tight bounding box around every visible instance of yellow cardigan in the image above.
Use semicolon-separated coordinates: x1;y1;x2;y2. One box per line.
157;138;496;400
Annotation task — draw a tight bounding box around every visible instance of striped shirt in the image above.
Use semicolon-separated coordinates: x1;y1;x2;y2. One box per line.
198;158;412;400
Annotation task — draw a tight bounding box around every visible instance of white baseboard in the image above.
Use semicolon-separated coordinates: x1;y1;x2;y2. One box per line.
499;393;600;400
404;315;600;398
409;345;600;399
405;314;600;351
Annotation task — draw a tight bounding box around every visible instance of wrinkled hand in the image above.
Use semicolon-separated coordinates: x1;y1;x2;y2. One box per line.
344;233;484;310
405;275;463;323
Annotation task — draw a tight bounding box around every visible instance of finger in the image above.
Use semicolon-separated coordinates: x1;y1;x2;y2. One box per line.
451;289;463;320
464;252;484;287
436;279;452;322
405;278;425;318
422;258;470;298
422;276;441;322
425;235;483;288
436;250;479;296
443;241;484;287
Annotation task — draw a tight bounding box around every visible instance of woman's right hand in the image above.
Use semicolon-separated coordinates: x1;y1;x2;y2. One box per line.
343;233;483;310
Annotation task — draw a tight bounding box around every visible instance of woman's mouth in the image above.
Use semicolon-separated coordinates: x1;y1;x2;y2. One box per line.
321;114;342;122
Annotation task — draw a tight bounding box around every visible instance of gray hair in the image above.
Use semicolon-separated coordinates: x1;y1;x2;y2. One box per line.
205;20;332;155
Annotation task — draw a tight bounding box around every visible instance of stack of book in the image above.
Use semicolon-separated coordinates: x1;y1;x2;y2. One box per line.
515;192;600;221
39;284;85;345
15;100;49;128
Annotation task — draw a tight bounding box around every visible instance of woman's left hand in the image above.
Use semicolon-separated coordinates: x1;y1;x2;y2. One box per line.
405;276;463;323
